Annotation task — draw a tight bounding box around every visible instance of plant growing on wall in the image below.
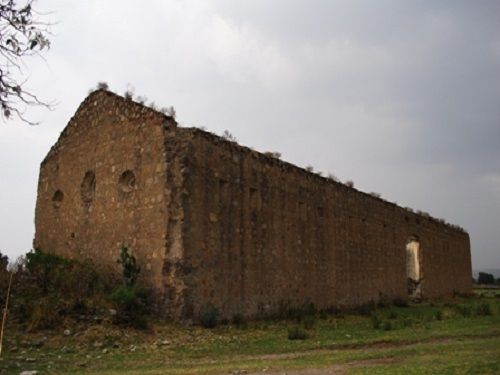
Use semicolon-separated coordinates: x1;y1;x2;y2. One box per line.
111;245;150;328
117;245;140;287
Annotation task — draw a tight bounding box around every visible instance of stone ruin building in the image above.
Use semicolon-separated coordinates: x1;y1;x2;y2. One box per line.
34;90;472;320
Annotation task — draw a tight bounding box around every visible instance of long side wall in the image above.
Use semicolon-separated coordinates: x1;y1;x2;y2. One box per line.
34;92;172;291
177;129;471;319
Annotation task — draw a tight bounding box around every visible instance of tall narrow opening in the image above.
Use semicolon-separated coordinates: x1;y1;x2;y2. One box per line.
406;236;422;298
81;171;96;204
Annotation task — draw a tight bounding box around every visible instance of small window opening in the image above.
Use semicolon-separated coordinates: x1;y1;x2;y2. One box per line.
81;171;96;203
249;187;260;210
52;190;64;208
119;170;136;193
299;201;307;220
219;179;229;207
317;206;324;218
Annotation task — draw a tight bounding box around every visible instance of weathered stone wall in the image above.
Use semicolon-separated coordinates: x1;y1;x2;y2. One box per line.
34;91;175;294
176;129;472;319
34;91;472;321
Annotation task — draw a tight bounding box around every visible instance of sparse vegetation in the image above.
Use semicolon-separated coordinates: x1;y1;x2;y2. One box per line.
287;326;308;340
302;314;317;330
305;165;314;172
160;105;176;119
0;285;497;373
264;151;282;158
116;245;140;287
327;173;339;182
97;81;109;90
222;130;237;142
5;249;111;331
112;245;151;329
345;180;354;188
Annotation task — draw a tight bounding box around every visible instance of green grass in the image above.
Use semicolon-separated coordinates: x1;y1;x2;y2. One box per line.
1;294;499;374
473;287;500;299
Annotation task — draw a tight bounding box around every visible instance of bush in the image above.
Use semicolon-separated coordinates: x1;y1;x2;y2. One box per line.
435;310;443;321
382;320;393;331
109;285;151;329
353;302;376;316
388;309;398;319
475;302;492;316
402;317;413;327
201;307;219;328
231;313;247;328
371;312;381;329
303;315;317;330
455;304;473;318
10;249;111;331
393;297;409;307
288;326;308;340
111;245;151;329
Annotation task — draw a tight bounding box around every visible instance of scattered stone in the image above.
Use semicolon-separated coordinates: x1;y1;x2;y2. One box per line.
25;358;36;363
160;339;170;346
102;348;108;354
19;371;38;375
10;346;18;352
108;309;117;316
93;341;103;348
129;345;137;352
63;329;71;336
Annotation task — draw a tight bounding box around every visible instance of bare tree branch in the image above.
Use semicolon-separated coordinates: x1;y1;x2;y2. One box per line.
0;0;53;125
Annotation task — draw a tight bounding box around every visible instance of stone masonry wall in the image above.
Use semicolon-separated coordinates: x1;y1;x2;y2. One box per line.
176;128;472;319
34;91;472;321
34;91;175;296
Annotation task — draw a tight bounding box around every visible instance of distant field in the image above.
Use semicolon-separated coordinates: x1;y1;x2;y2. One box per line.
473;287;500;298
1;293;499;374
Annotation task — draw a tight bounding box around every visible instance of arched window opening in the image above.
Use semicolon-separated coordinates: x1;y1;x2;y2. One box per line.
52;190;64;208
118;170;136;193
81;171;96;203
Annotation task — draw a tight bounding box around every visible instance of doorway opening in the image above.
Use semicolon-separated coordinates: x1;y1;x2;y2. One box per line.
406;236;422;298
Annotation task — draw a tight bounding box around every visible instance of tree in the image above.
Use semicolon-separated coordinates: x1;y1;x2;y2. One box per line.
0;0;51;124
477;272;495;285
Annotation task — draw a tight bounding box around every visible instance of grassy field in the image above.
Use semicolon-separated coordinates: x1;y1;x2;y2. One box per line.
1;293;499;374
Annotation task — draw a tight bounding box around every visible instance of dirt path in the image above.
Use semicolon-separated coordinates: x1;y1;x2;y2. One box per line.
226;331;500;375
238;358;397;375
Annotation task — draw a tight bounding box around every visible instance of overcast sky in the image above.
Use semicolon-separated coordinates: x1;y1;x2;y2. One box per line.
0;0;499;269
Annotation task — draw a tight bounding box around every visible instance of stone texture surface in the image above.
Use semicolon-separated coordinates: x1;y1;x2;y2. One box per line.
34;90;472;320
